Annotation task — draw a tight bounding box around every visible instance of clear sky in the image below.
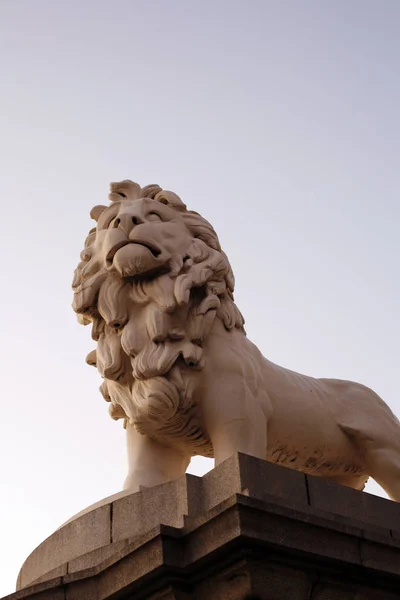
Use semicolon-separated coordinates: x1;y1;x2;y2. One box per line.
1;1;399;595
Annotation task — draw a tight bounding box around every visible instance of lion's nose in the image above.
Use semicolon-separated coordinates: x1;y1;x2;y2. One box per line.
113;213;144;236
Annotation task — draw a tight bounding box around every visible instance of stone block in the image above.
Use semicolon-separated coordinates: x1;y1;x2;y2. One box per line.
112;475;195;542
96;536;164;599
17;504;110;589
28;563;67;587
193;557;314;600
311;581;356;599
250;559;314;600
194;559;252;600
181;503;241;565
239;501;361;565
65;577;99;600
307;475;400;533
9;455;400;600
360;532;400;576
148;587;192;600
1;578;65;600
202;453;308;513
355;587;400;599
67;538;132;573
389;526;400;540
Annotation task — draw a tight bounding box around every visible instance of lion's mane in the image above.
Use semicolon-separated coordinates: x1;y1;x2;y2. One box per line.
72;181;244;455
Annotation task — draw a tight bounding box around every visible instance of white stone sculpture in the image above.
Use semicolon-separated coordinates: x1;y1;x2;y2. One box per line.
73;180;400;500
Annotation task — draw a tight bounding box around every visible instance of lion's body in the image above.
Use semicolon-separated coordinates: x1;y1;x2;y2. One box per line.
188;320;400;494
73;180;400;501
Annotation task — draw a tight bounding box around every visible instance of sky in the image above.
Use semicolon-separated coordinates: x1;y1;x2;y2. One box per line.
1;0;399;595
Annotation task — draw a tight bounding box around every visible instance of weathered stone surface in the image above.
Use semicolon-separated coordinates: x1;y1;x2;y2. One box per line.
239;500;361;565
360;532;400;576
202;453;309;512
14;454;400;593
65;577;99;600
311;579;400;599
67;538;132;574
17;504;110;589
1;578;65;600
9;455;400;600
194;559;253;599
307;475;400;532
112;474;197;542
355;588;400;599
28;564;67;587
147;588;192;600
249;559;315;600
195;558;314;600
311;581;357;599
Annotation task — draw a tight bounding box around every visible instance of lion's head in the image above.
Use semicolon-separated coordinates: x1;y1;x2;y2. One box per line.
72;180;244;456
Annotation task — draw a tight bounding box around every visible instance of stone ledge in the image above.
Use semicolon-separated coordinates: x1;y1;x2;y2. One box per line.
4;497;400;599
8;453;400;598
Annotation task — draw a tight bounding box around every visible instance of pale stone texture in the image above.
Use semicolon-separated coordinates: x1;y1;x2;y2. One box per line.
72;179;400;500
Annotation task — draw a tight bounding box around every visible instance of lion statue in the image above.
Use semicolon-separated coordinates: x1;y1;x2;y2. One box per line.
72;179;400;500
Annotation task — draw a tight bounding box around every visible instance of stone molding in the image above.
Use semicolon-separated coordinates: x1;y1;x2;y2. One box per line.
5;454;400;599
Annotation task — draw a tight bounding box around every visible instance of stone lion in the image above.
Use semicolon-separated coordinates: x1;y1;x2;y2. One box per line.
72;180;400;500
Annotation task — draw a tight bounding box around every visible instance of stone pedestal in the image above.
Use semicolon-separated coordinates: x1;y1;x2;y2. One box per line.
4;454;400;599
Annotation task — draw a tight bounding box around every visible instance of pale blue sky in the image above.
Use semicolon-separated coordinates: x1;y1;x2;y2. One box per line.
1;1;399;595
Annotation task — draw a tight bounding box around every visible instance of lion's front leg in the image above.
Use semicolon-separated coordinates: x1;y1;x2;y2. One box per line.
210;412;268;465
200;377;269;466
124;423;191;492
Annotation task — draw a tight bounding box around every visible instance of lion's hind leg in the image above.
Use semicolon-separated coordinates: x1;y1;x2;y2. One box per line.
337;385;400;502
357;440;400;502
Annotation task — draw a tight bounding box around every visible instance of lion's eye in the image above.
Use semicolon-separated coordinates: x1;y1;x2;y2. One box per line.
147;212;162;222
98;212;118;230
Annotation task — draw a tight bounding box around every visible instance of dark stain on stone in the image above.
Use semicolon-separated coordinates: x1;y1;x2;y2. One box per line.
271;446;299;465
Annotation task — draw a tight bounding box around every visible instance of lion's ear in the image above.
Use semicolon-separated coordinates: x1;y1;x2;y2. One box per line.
155;190;187;212
109;180;141;202
90;205;108;221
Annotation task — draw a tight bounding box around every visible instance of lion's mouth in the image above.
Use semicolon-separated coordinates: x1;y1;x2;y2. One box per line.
106;240;161;265
131;240;161;258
